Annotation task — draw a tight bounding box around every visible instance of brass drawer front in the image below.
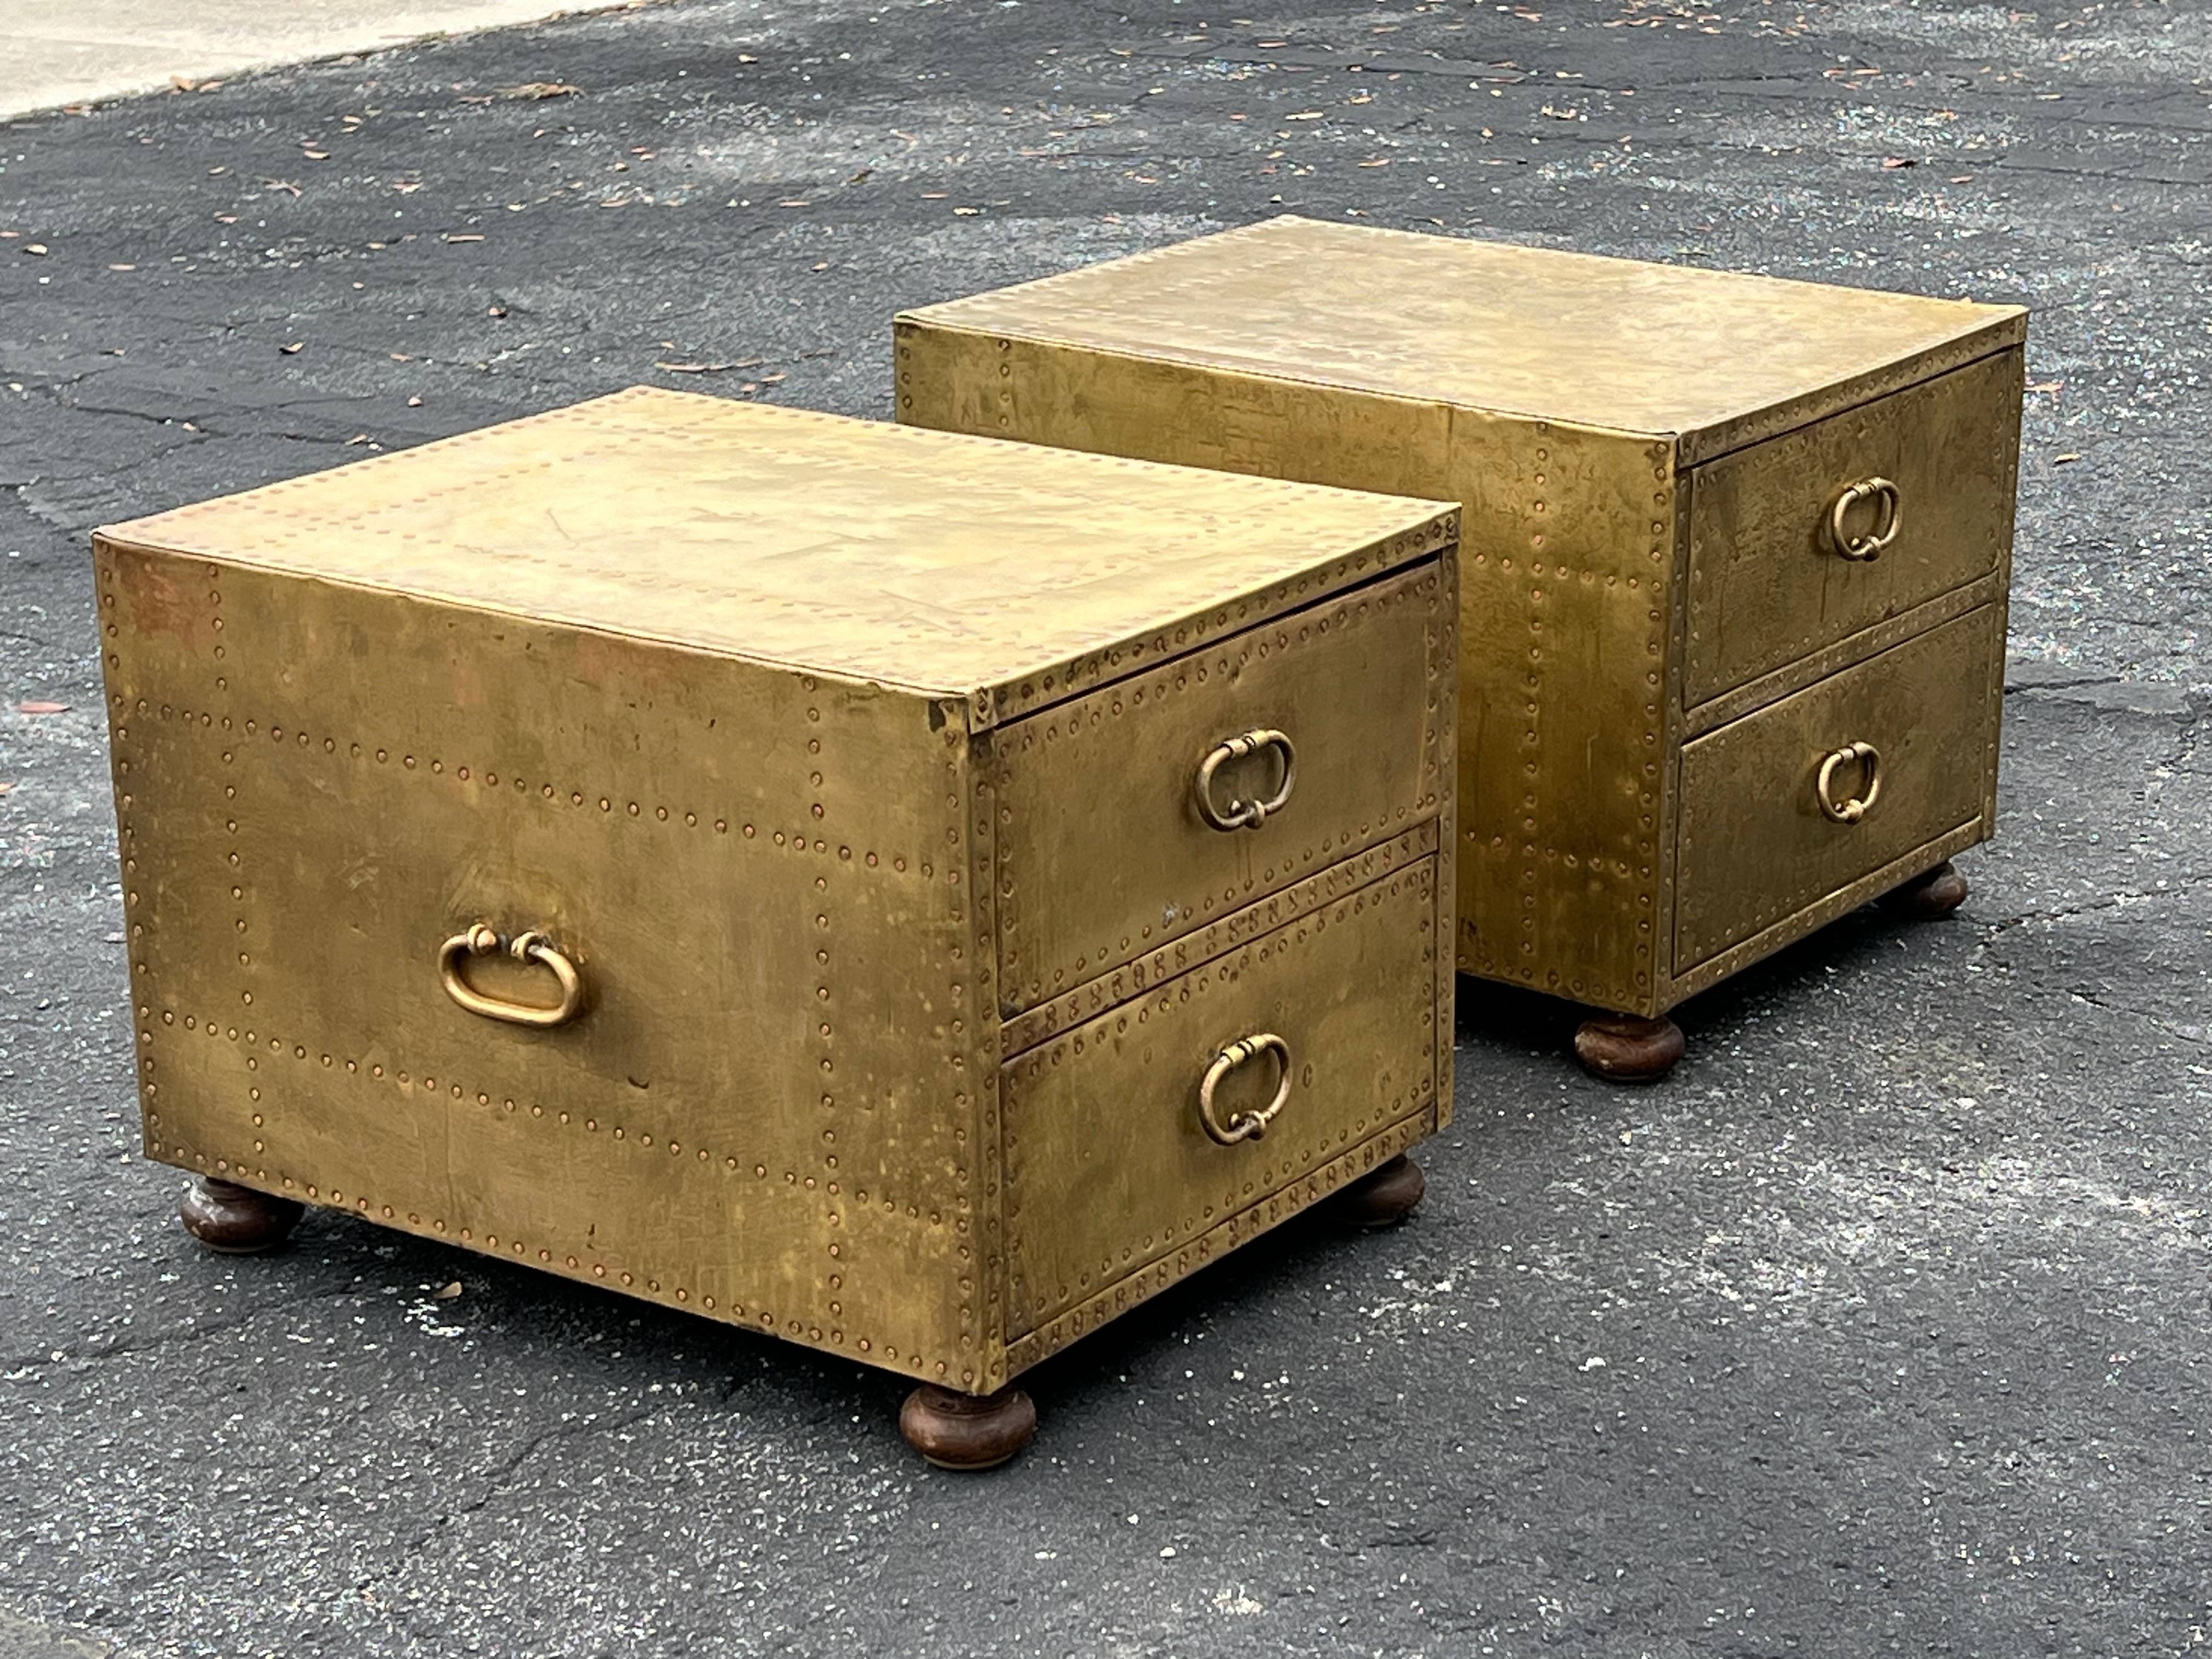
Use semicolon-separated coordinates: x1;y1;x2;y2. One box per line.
1674;605;2001;971
1685;349;2022;707
1001;857;1440;1338
991;557;1448;1016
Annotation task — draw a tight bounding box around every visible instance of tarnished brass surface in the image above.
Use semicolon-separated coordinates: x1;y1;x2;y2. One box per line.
990;556;1450;1013
896;217;2024;1020
105;386;1456;727
1685;349;2022;707
898;216;2025;462
96;388;1458;1393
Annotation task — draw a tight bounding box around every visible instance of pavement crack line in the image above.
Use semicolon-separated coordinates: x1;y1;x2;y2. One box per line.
1975;873;2212;941
380;1403;670;1567
2062;986;2209;1048
1;1279;367;1376
0;625;70;650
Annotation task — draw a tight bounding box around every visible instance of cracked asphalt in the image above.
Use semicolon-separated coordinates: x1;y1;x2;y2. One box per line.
2;0;2210;1654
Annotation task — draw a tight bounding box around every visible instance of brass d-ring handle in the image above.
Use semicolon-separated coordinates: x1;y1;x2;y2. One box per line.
1194;727;1297;831
438;923;584;1028
1824;476;1901;561
1815;741;1882;825
1197;1032;1293;1146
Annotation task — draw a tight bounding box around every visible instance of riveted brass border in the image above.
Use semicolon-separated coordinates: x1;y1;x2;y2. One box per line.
1683;572;2006;739
1002;1111;1431;1375
998;820;1438;1058
1667;818;1987;1006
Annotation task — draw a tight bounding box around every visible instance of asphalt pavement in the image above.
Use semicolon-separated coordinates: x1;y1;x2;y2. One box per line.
2;0;2209;1654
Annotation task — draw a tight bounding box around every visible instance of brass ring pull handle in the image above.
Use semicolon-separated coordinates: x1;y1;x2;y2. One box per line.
1193;727;1297;831
1815;741;1883;825
1824;476;1901;561
438;923;584;1028
1197;1032;1293;1146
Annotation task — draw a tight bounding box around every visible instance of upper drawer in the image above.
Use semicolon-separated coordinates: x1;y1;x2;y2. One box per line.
1673;603;2001;973
991;556;1452;1017
1684;348;2023;708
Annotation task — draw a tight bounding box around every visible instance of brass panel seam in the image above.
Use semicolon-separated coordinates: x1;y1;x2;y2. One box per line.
1429;542;1460;1125
1454;433;1673;1013
999;820;1439;1058
1681;571;2006;738
138;1023;965;1250
122;697;957;876
1651;437;1697;1013
1678;334;2028;467
978;519;1457;729
141;1128;978;1384
967;740;1008;1390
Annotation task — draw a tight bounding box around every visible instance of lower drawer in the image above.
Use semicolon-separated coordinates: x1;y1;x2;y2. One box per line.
1001;855;1441;1338
1674;604;2000;972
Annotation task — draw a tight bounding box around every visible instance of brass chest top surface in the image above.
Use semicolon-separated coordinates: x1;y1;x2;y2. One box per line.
99;386;1453;698
901;216;2027;442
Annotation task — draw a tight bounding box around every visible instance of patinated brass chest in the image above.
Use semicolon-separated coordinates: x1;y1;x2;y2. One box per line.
894;218;2026;1076
95;388;1459;1459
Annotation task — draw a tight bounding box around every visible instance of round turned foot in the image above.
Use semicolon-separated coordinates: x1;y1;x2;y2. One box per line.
1574;1014;1685;1084
179;1176;304;1254
899;1384;1037;1471
1331;1153;1425;1229
1880;859;1969;919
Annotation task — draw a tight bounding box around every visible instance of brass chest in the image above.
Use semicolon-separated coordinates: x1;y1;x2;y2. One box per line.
96;388;1460;1419
895;217;2025;1054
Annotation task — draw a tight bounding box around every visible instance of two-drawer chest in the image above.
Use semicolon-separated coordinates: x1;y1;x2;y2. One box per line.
895;217;2027;1080
97;388;1460;1466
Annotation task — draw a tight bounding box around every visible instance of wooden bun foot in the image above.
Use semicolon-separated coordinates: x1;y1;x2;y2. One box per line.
1331;1153;1425;1229
1880;859;1970;919
1574;1014;1685;1084
179;1176;304;1254
899;1383;1037;1470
